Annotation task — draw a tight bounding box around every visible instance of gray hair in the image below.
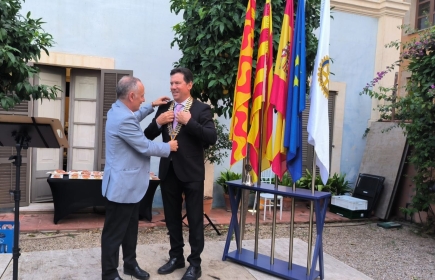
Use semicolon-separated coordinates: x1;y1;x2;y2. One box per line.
116;76;142;99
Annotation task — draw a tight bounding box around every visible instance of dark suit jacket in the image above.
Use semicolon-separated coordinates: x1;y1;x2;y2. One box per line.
144;99;217;182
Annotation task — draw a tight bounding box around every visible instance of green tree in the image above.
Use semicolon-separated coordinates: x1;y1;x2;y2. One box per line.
170;0;321;117
0;0;60;110
204;119;232;165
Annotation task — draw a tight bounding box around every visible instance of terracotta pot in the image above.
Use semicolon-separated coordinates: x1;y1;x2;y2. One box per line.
282;197;292;211
259;197;265;210
203;196;213;216
224;193;231;212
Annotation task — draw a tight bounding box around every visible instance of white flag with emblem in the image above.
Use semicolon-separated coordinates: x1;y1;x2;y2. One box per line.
307;0;330;185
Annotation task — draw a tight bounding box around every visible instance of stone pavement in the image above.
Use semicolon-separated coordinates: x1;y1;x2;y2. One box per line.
0;203;372;279
0;239;372;279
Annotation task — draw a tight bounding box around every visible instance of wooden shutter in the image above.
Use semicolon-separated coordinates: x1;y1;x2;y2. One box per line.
328;92;337;165
302;91;336;177
97;70;133;171
302;99;313;176
0;102;30;207
0;102;29;114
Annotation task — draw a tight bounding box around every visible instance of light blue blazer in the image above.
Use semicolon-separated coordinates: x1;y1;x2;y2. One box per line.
102;100;170;203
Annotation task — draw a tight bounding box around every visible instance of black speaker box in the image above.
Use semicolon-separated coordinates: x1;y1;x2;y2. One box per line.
352;173;385;212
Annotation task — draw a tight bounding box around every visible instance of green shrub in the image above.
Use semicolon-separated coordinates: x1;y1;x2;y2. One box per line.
216;169;243;194
294;170;350;195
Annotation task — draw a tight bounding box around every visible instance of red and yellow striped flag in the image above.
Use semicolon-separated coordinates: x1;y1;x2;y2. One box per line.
270;0;294;179
247;0;273;182
230;0;256;166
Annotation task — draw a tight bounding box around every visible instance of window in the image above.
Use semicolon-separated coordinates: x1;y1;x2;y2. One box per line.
416;0;435;30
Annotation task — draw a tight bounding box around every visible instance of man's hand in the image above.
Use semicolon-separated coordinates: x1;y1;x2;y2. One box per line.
168;140;178;151
152;96;171;107
156;111;174;126
176;111;191;125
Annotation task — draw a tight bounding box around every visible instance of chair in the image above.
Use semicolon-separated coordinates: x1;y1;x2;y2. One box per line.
252;168;272;214
260;193;283;220
251;169;282;220
260;168;273;183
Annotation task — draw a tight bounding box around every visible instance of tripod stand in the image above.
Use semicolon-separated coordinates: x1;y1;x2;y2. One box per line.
0;115;68;280
182;212;221;235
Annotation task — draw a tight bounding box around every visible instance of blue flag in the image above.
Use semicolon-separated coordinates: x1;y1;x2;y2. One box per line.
283;0;306;182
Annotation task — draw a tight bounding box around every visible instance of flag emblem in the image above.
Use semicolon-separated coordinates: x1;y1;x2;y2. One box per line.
317;55;330;98
279;42;291;74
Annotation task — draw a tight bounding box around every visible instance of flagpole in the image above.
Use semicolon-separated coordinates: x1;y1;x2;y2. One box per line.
254;188;260;258
255;18;270;254
288;181;296;269
254;106;263;258
254;50;267;257
307;149;316;274
239;150;252;254
257;53;267;188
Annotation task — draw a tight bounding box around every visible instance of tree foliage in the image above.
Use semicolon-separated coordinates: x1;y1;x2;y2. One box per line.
0;0;59;110
360;26;435;214
204;119;232;165
170;0;321;118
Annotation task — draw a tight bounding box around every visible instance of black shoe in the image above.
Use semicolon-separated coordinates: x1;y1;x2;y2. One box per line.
112;277;123;280
181;266;202;280
124;265;150;280
157;257;185;275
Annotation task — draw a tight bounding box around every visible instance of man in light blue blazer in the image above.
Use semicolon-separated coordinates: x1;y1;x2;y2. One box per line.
101;76;178;280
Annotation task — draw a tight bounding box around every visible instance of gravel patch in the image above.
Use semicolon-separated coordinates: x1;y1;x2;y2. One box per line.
19;221;435;280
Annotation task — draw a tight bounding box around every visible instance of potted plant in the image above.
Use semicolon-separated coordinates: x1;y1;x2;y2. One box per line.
295;169;328;192
326;173;351;196
295;170;352;208
216;170;243;211
295;170;351;194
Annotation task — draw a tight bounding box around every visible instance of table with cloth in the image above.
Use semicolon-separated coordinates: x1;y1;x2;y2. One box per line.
47;175;160;224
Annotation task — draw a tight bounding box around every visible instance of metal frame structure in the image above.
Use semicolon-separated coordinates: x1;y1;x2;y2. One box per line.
222;179;330;280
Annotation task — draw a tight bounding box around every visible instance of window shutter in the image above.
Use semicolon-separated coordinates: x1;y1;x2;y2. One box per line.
328;92;337;165
302;99;313;176
0;163;28;206
0;103;30;207
301;91;336;178
98;70;133;171
0;102;29;114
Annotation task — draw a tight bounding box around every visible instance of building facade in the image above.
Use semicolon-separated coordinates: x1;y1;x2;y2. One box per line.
0;0;411;210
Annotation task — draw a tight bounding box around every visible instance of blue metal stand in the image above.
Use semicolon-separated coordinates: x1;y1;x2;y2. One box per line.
222;180;331;280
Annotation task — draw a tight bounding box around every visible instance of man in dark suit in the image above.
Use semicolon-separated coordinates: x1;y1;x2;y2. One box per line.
144;67;217;280
101;76;178;280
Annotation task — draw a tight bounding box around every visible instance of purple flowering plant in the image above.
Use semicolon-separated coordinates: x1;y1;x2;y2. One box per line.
360;25;435;215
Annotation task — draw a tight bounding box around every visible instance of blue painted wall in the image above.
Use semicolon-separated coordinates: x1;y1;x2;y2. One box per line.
21;0;183;207
19;2;381;207
330;11;378;186
21;1;182;98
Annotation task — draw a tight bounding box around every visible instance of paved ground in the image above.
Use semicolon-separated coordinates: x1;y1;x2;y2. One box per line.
0;203;372;279
0;238;372;279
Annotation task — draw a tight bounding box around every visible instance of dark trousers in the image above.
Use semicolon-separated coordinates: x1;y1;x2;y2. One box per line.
101;200;140;280
161;162;204;267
